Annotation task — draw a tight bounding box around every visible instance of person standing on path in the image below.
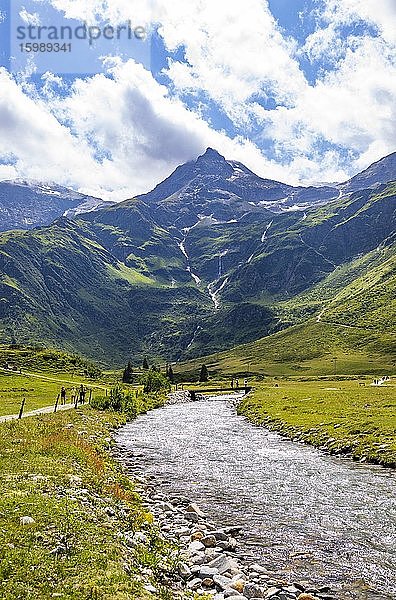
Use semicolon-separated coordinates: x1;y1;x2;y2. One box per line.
60;387;67;405
79;385;86;404
70;387;77;405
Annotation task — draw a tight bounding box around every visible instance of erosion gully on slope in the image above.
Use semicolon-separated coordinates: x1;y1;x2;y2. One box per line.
115;395;396;600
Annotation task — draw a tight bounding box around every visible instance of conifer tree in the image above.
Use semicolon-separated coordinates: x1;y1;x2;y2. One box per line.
142;357;149;370
168;365;174;383
122;361;134;384
199;364;209;382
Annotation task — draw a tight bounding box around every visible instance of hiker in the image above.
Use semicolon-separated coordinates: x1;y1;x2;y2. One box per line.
231;379;234;389
244;378;248;388
235;379;239;389
60;386;67;405
79;384;86;404
70;387;77;405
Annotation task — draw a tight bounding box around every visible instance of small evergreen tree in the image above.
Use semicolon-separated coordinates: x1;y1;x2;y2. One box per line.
168;364;174;383
142;357;149;370
122;361;134;384
199;364;209;382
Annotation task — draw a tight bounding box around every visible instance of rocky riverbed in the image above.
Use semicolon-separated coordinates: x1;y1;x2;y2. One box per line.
127;472;334;600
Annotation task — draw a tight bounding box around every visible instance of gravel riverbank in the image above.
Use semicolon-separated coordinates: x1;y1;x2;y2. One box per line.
125;471;336;600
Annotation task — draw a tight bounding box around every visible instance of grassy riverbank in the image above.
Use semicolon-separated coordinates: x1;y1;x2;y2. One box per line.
238;379;396;468
0;397;181;600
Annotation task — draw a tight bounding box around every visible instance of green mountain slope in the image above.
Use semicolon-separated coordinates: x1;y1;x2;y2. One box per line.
177;321;396;379
0;151;395;366
0;219;212;364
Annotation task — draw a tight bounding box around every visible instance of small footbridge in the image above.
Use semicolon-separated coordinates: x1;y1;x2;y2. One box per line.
187;386;252;401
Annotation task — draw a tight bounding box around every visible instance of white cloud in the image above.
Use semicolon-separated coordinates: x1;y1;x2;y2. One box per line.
319;0;396;45
19;8;41;26
269;36;396;154
0;62;296;198
0;0;395;197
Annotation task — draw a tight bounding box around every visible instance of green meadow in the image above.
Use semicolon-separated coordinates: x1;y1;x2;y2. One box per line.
0;403;179;599
0;370;109;417
238;378;396;467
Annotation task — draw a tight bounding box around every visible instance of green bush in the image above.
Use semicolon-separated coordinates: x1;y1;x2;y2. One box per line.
91;387;166;420
139;371;171;393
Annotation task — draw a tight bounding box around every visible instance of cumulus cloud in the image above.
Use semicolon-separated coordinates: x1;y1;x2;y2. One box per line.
0;0;395;197
0;62;296;199
319;0;396;45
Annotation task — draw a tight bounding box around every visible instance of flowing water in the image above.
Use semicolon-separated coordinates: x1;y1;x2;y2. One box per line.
115;396;396;599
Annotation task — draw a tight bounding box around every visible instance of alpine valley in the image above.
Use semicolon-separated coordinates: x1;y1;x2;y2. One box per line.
0;148;395;370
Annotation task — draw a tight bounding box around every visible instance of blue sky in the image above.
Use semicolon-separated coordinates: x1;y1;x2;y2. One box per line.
0;0;395;199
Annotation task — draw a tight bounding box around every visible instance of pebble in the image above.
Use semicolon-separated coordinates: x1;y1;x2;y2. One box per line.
20;516;35;525
202;534;217;547
188;540;205;553
244;583;266;598
199;566;219;578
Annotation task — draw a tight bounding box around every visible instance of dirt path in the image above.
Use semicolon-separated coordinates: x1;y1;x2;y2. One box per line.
0;403;75;423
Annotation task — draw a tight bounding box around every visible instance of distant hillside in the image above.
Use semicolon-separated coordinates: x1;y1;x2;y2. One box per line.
176;321;396;379
0;180;110;232
0;345;101;375
339;151;396;193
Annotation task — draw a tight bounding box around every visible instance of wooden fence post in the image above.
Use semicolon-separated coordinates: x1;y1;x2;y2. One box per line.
89;389;92;404
54;394;60;413
18;398;26;419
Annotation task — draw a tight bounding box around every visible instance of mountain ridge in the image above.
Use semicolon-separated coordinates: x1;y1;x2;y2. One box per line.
0;150;395;366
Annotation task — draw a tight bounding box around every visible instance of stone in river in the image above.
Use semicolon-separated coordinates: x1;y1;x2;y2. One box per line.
185;512;200;523
213;574;233;590
190;553;206;565
297;595;320;600
202;534;217;547
187;578;202;590
249;564;269;574
176;527;191;537
244;583;267;598
186;503;206;518
265;588;282;598
231;579;246;593
202;578;215;587
189;540;206;553
224;595;244;600
199;566;219;579
191;531;204;541
208;555;239;574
